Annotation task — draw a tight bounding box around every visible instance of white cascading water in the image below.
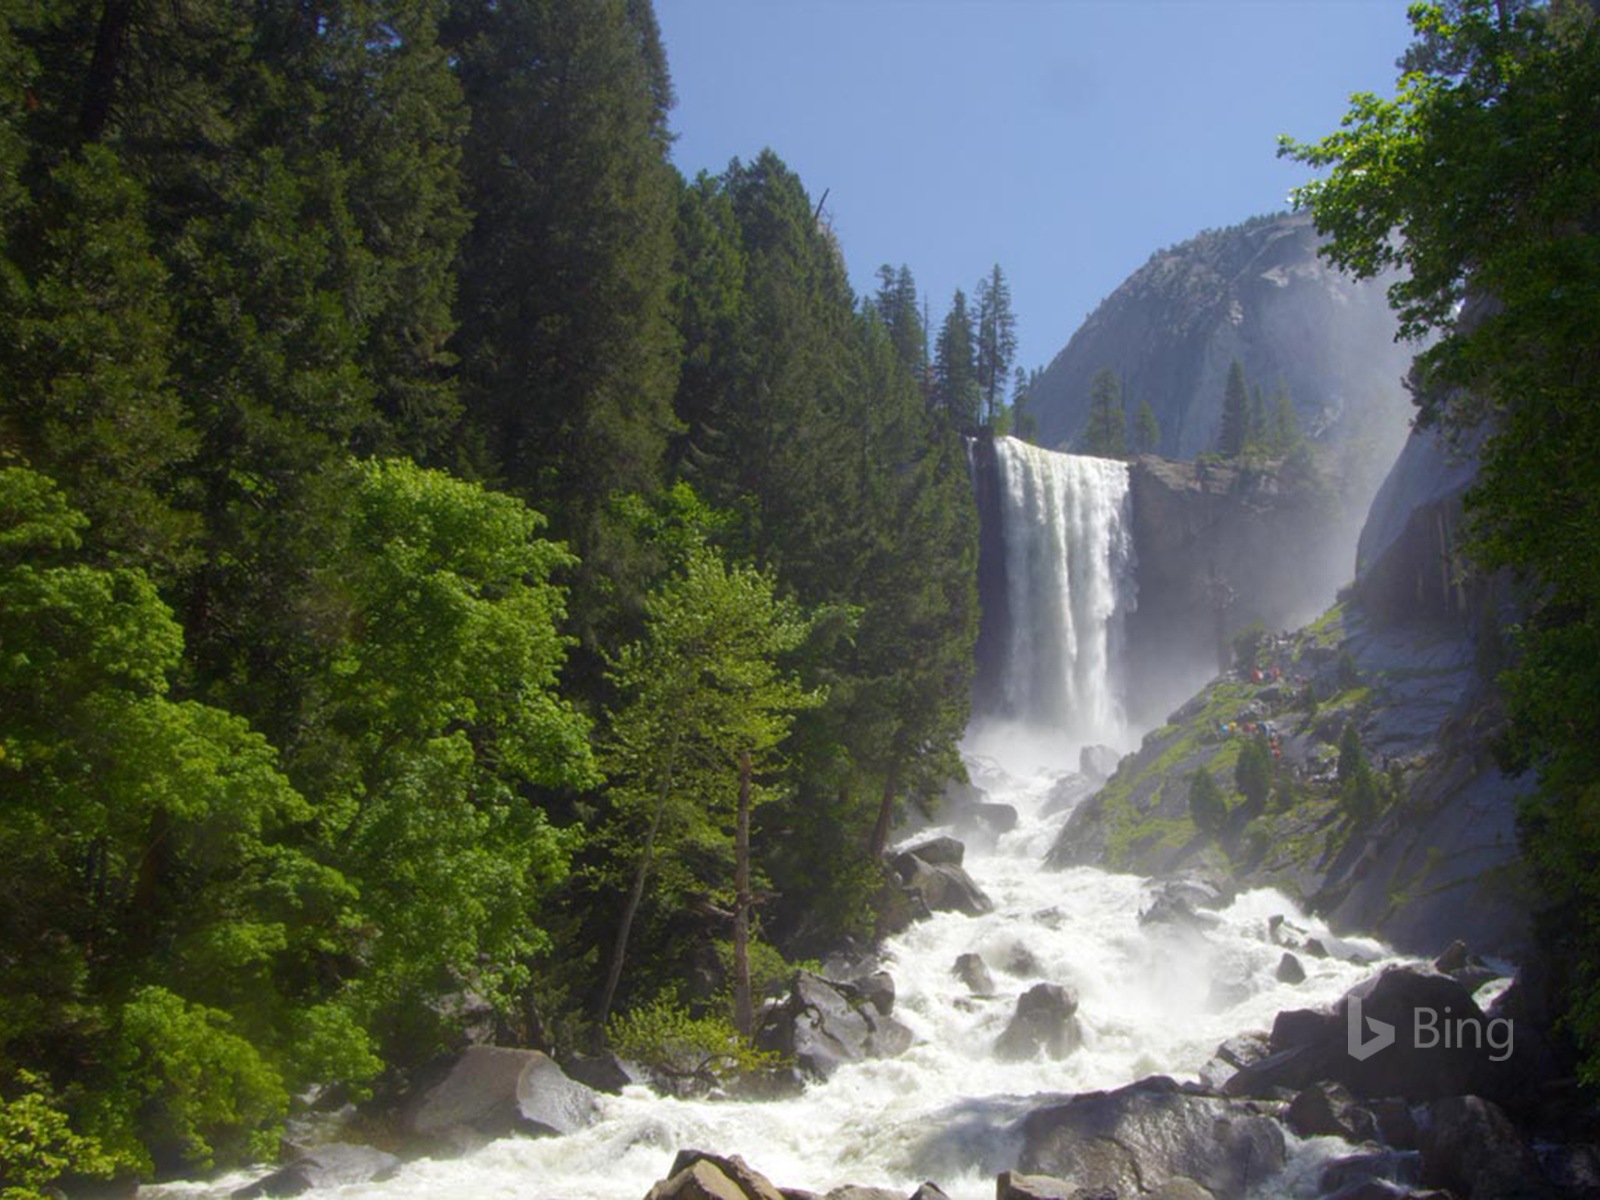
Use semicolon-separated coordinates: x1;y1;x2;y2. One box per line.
150;441;1397;1200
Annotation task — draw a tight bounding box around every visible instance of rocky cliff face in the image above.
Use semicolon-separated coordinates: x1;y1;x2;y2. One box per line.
1124;454;1353;728
1027;211;1415;465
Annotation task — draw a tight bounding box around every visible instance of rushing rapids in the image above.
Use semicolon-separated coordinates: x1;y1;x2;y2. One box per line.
150;439;1398;1200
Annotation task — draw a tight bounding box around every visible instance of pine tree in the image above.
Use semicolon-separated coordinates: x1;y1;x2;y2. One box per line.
1081;367;1127;457
933;289;979;429
1133;397;1162;455
1216;359;1250;457
1269;385;1300;454
974;264;1017;426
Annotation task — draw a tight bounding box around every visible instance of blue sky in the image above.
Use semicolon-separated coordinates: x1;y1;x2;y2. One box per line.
654;0;1416;375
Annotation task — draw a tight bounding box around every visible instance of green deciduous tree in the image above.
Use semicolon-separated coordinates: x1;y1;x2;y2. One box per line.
1281;0;1600;1075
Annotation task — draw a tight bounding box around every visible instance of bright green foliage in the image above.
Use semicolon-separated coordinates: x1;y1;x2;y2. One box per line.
1217;359;1251;457
1188;766;1228;834
605;994;775;1086
1133;398;1161;455
596;541;821;1025
1081;368;1127;457
974;264;1018;426
306;459;596;1051
933;289;980;428
0;1071;119;1199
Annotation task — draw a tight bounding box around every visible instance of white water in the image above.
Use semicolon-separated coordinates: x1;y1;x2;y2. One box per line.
150;444;1399;1200
969;438;1137;771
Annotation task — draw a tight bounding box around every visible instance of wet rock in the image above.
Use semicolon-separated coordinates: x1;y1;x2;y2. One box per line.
1160;871;1235;912
1080;744;1121;782
1418;1095;1547;1200
953;953;996;995
1199;1031;1270;1090
1276;952;1306;985
1318;1150;1422;1194
1285;1081;1377;1141
839;970;896;1017
1042;774;1096;816
646;1160;749;1200
401;1047;598;1152
666;1152;786;1200
908;1185;950;1200
1139;888;1220;933
994;1172;1076;1200
559;1050;644;1095
1144;1181;1212;1200
893;852;994;917
1018;1075;1286;1200
902;837;965;867
1432;939;1471;974
1367;1099;1420;1150
1225;966;1513;1104
1305;937;1330;959
972;802;1020;834
1002;944;1043;977
231;1144;401;1198
757;971;912;1080
995;983;1082;1061
823;1188;902;1200
1322;1182;1448;1200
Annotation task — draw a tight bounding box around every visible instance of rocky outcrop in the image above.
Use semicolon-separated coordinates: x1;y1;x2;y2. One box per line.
231;1145;401;1198
1027;211;1413;462
1017;1075;1286;1200
994;983;1082;1061
756;971;912;1081
399;1046;598;1154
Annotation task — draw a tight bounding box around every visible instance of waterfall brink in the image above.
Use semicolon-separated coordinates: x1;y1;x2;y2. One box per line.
970;436;1137;765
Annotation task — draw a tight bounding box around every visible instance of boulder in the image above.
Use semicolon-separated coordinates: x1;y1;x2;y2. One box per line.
1318;1151;1422;1194
1418;1095;1547;1200
559;1050;644;1095
908;1185;951;1200
1198;1031;1270;1091
1017;1075;1286;1200
757;972;912;1080
894;853;994;917
1138;888;1219;933
972;803;1020;834
995;983;1082;1061
1224;966;1513;1103
1080;745;1122;782
231;1144;401;1198
953;953;996;995
1276;952;1306;985
994;1172;1076;1200
1285;1081;1377;1141
401;1046;598;1152
646;1160;750;1200
901;836;965;867
839;971;896;1017
822;1189;902;1200
665;1152;786;1200
1002;944;1043;977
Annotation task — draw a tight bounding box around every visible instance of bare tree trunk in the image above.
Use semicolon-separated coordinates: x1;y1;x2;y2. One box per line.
732;750;753;1038
81;0;135;141
595;731;679;1050
868;759;900;861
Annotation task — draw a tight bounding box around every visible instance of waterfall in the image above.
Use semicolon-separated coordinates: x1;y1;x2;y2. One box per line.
971;437;1137;762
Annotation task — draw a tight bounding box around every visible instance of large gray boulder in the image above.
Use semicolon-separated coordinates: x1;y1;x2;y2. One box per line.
892;851;994;917
401;1046;598;1152
1017;1076;1286;1200
664;1152;786;1200
757;971;912;1080
1224;966;1514;1104
994;984;1082;1061
952;953;995;995
231;1144;401;1198
1417;1095;1548;1200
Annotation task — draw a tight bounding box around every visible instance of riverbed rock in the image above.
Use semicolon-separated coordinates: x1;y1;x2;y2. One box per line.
231;1144;401;1198
1223;966;1512;1104
1418;1095;1547;1200
1138;887;1219;934
665;1152;787;1200
1318;1150;1422;1195
822;1188;902;1200
401;1046;598;1152
901;836;965;867
953;953;996;995
838;970;896;1017
1285;1081;1377;1142
646;1160;749;1200
994;1172;1076;1200
972;802;1020;834
995;983;1081;1061
907;1184;950;1200
559;1050;644;1094
1198;1031;1271;1091
893;853;994;917
1017;1075;1286;1200
1276;952;1306;985
757;971;913;1080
